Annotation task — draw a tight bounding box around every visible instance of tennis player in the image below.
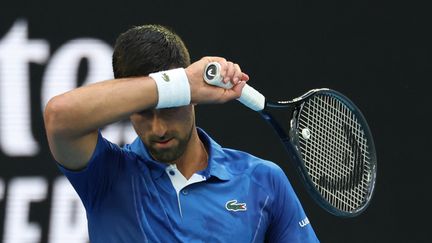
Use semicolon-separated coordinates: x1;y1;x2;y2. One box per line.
44;24;319;242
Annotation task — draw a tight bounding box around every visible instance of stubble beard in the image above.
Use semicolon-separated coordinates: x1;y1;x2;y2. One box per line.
147;126;194;163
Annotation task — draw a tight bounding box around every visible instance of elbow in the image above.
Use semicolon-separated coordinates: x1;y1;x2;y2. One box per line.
43;95;73;137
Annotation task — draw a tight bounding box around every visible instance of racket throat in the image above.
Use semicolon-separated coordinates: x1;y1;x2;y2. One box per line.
259;110;287;138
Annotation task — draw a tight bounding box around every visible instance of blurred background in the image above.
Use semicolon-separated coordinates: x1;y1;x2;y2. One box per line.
0;0;430;242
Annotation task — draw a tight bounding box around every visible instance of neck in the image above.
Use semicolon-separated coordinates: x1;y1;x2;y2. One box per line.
174;128;208;179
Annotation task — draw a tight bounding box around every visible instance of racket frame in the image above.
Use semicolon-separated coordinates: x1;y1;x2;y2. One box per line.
259;88;377;217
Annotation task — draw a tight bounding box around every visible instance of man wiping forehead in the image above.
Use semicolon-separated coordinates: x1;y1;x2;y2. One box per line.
44;24;319;242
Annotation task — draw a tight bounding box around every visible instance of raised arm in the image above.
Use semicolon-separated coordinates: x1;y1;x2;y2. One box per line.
43;57;248;170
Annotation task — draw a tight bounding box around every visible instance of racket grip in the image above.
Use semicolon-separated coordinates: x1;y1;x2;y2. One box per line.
204;62;265;111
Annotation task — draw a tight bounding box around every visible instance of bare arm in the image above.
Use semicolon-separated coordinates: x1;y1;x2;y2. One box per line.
43;57;248;170
44;76;158;170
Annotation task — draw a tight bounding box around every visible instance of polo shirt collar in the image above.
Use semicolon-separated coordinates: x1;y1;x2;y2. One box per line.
126;127;233;181
197;128;233;181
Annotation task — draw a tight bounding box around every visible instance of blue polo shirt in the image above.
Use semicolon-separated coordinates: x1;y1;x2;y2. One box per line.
59;128;319;242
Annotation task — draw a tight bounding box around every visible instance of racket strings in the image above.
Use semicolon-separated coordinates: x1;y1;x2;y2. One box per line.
297;94;373;212
309;97;369;208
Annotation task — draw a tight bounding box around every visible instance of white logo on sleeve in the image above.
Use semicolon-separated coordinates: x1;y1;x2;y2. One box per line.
299;217;310;227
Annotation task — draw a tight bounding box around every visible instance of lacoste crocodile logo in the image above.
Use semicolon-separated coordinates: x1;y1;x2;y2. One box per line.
225;200;247;212
162;73;170;81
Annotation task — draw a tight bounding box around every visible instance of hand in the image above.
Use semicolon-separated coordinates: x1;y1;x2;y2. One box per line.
185;57;250;104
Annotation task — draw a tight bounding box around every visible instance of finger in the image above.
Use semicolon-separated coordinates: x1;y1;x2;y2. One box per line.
202;56;226;65
231;80;246;98
232;63;241;84
218;59;228;81
241;72;249;82
223;62;235;84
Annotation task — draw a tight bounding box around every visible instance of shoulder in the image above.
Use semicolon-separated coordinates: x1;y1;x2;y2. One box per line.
82;132;142;173
221;148;286;182
96;133;138;160
201;128;287;186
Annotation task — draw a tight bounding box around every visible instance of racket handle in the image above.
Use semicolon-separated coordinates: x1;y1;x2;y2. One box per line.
204;62;265;111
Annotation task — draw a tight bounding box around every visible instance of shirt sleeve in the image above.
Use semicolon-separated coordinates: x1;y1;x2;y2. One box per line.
265;164;320;243
56;131;127;211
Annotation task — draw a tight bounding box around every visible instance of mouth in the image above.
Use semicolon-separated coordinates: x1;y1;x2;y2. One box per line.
152;138;175;149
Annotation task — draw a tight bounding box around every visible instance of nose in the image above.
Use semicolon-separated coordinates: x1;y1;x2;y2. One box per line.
151;112;167;138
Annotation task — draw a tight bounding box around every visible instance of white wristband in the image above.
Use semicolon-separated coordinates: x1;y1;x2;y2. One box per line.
149;68;191;109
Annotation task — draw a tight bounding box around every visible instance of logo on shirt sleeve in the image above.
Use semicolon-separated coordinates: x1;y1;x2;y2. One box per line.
299;217;310;227
225;199;247;212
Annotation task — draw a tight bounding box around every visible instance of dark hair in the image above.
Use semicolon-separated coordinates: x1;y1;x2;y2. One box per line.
112;24;191;78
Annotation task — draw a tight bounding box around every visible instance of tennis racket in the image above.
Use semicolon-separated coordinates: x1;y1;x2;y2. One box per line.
204;62;377;217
